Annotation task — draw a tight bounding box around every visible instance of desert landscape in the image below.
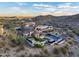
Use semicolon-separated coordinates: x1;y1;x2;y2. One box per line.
0;2;79;57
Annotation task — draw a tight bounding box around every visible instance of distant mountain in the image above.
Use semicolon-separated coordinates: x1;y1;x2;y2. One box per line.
32;14;79;25
32;15;56;25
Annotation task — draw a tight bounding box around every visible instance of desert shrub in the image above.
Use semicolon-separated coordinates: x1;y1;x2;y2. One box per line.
16;45;25;52
33;54;41;57
67;40;74;45
34;44;44;48
73;40;79;45
7;33;16;41
9;28;16;32
68;51;74;56
0;55;2;57
53;47;60;55
8;33;17;46
5;47;10;51
54;43;58;45
0;41;6;48
60;47;68;55
20;54;25;57
64;44;69;50
5;54;10;57
28;54;33;57
53;43;69;56
41;48;51;56
25;52;27;55
8;32;24;46
15;35;25;45
32;35;43;42
67;32;74;37
43;48;48;54
72;29;79;36
4;22;16;29
39;51;44;56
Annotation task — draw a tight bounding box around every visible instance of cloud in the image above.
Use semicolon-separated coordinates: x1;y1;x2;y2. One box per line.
33;4;56;12
33;4;53;8
0;6;24;15
45;7;56;12
18;3;24;6
7;7;21;11
57;2;79;9
34;7;56;12
57;3;71;8
16;2;27;6
0;2;79;16
33;3;79;10
32;2;79;16
52;2;79;14
0;7;21;12
64;3;72;5
33;3;79;13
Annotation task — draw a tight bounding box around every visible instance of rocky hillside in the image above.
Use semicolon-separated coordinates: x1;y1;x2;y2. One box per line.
0;36;79;57
32;14;79;26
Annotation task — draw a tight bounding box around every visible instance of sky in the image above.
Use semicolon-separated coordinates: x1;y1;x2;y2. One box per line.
0;2;79;16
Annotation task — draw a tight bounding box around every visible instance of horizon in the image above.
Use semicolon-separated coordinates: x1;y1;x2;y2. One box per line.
0;2;79;16
0;13;79;17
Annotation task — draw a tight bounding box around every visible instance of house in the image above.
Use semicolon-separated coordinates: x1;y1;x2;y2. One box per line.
35;25;53;32
25;31;64;47
25;37;46;47
16;22;36;36
45;34;63;43
16;23;65;47
15;27;23;35
25;37;35;47
23;31;34;37
22;22;35;36
34;25;54;37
